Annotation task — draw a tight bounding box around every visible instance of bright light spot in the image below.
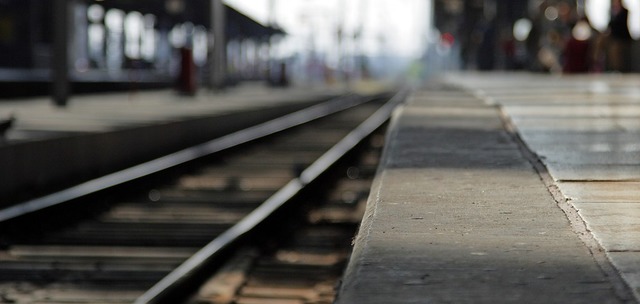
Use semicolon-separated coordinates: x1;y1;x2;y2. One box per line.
545;6;559;21
169;23;192;48
513;18;532;41
142;14;156;61
125;11;143;59
87;4;104;23
105;9;125;70
105;9;124;32
572;20;592;41
624;0;640;39
169;25;184;48
88;24;105;57
193;26;208;66
585;0;610;32
623;0;634;9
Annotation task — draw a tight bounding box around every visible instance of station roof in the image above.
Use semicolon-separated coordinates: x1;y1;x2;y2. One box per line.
93;0;284;41
226;5;285;41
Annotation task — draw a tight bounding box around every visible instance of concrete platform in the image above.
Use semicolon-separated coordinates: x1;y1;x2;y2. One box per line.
0;83;349;206
336;73;640;303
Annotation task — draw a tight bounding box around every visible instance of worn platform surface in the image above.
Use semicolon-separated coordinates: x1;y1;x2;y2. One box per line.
0;83;348;143
0;83;351;205
336;73;640;303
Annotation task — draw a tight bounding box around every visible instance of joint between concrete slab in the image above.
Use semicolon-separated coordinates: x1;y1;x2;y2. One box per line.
494;101;636;303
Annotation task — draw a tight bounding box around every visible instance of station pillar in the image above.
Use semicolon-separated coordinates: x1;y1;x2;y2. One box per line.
210;0;227;90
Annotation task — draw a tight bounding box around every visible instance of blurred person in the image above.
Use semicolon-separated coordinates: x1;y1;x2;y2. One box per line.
606;0;633;72
538;29;564;73
525;3;547;71
476;18;497;70
563;18;594;73
530;1;575;73
501;28;518;70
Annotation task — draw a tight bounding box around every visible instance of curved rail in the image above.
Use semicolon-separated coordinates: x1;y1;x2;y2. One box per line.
135;88;410;304
0;94;373;223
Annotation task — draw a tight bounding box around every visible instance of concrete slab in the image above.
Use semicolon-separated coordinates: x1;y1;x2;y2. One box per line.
511;117;640;132
446;72;640;98
557;182;640;203
505;105;640;118
545;163;640;182
539;151;640;166
574;203;640;251
519;132;640;150
0;85;346;142
493;94;640;106
445;73;640;302
336;84;624;303
408;92;482;107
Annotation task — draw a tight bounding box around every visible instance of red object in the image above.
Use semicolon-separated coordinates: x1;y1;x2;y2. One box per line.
563;38;590;73
441;32;455;47
178;47;197;95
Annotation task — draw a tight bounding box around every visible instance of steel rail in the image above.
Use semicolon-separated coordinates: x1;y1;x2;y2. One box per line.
0;94;370;223
135;88;410;304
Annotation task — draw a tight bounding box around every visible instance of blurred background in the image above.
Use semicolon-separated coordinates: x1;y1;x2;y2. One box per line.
0;0;638;98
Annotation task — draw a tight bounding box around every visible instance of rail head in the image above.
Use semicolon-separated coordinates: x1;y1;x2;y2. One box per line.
134;88;410;304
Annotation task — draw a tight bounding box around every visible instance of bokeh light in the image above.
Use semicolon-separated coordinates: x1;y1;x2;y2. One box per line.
513;18;532;41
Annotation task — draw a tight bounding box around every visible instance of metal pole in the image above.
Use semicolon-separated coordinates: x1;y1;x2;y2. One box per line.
53;0;70;107
267;0;275;83
355;0;367;80
210;0;227;90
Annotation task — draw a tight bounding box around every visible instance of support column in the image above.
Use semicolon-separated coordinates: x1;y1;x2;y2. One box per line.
53;0;70;107
210;0;226;90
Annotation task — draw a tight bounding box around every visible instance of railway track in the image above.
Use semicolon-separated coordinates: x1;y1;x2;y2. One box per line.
184;132;384;304
0;90;407;303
